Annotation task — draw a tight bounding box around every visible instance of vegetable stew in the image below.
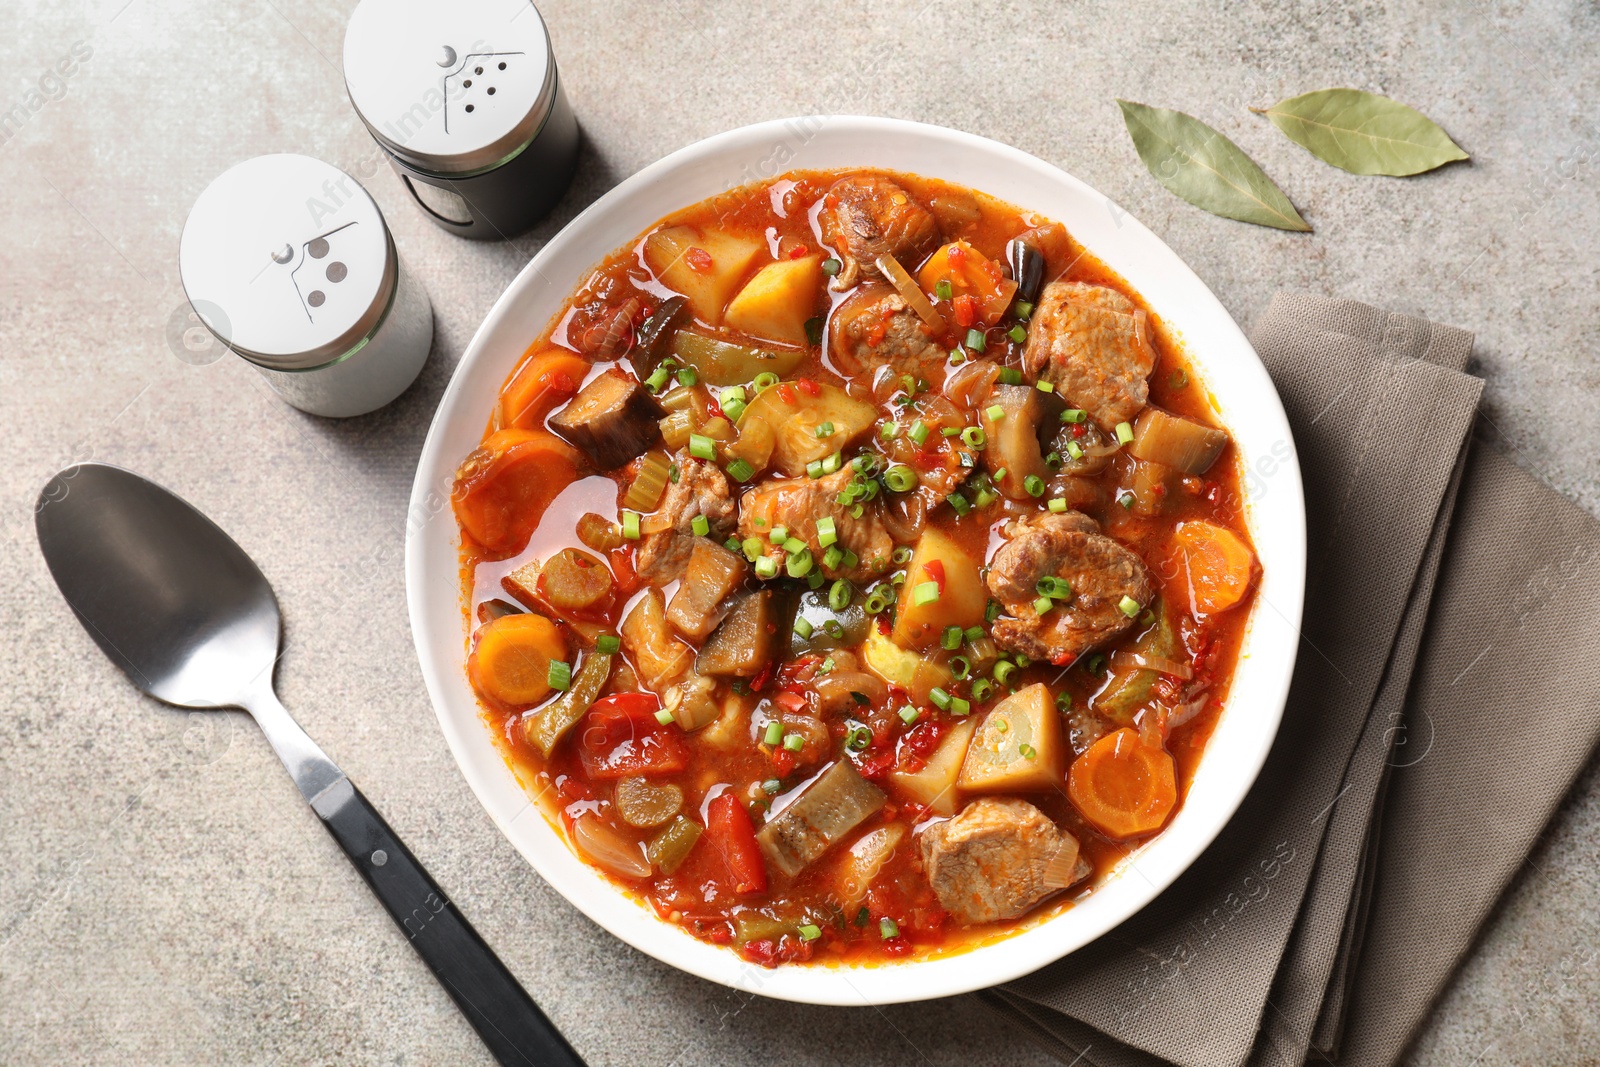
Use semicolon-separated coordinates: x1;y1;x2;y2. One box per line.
454;169;1260;967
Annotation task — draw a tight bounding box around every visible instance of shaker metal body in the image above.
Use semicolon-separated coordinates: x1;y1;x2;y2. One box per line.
179;154;434;418
342;0;580;240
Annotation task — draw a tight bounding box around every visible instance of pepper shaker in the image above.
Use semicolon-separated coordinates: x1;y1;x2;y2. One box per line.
179;153;434;418
342;0;580;240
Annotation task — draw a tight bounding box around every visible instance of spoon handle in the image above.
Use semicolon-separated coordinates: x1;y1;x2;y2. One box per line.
311;778;587;1067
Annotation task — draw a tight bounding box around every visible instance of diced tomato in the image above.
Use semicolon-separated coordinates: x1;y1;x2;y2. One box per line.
774;690;808;714
740;938;779;966
749;660;775;693
685;246;713;273
706;791;768;894
952;294;978;328
788;244;810;260
797;378;821;397
921;559;946;595
576;694;689;779
868;317;889;347
770;749;796;776
947;243;967;268
904;719;949;759
857;748;895;781
776;382;798;405
1072;423;1087;439
608;545;638;595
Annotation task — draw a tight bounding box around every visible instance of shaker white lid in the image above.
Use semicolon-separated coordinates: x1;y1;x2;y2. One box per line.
342;0;556;177
179;154;396;370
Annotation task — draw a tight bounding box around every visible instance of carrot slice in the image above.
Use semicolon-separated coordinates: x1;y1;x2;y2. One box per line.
468;613;568;706
452;428;581;556
1173;520;1258;615
500;349;591;430
1067;727;1177;839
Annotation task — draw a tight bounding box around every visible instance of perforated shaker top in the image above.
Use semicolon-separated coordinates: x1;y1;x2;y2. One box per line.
179;154;396;370
343;0;557;177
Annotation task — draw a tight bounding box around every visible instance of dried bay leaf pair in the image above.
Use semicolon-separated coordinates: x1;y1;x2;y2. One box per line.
1118;90;1469;232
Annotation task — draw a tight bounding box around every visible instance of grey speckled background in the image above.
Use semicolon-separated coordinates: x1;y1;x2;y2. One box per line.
2;0;1596;1064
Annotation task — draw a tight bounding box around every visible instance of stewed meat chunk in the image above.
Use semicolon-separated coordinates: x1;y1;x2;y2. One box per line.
829;285;947;380
1023;281;1156;432
636;453;738;583
920;797;1089;924
817;175;941;290
738;469;893;582
986;510;1154;665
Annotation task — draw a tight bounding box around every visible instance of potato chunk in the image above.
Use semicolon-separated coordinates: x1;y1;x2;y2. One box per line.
958;683;1065;793
643;225;764;326
724;255;824;347
888;718;975;816
892;528;986;649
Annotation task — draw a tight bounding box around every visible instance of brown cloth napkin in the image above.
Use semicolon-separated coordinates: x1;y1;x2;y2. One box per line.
976;293;1600;1067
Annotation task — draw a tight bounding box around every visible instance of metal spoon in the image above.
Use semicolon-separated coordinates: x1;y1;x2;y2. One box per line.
35;462;584;1067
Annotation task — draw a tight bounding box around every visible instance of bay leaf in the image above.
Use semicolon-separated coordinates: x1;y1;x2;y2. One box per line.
1116;99;1311;232
1254;88;1468;176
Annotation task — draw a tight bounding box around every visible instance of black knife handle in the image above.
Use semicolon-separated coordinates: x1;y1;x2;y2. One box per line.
311;778;585;1067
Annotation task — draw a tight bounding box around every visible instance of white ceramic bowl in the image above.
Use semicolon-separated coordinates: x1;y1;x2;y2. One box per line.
406;117;1306;1006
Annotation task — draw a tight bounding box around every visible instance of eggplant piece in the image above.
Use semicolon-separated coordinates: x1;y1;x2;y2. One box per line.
980;382;1061;500
476;597;524;624
667;540;748;641
631;295;687;376
548;368;667;470
1128;407;1230;475
755;760;886;878
1007;237;1047;306
695;589;786;678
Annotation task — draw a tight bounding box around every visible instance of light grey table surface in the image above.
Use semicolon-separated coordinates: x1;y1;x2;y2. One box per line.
2;0;1596;1064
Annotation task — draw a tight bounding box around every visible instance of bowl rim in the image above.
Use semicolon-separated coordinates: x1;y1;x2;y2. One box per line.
405;115;1306;1006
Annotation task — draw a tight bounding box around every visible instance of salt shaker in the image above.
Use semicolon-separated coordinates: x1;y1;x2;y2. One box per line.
342;0;580;240
179;154;434;418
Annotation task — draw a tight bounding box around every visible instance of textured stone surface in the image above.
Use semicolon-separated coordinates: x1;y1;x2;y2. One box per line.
1;0;1596;1064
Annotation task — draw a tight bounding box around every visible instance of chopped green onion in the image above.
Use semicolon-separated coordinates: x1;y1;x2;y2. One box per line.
863;589;891;614
985;599;1002;623
994;660;1018;686
997;367;1023;386
1047;497;1068;514
621;511;641;540
891;545;914;565
821;451;843;475
754;556;779;579
691;514;711;537
829;579;853;612
817;517;838;547
688;433;715;460
1035;380;1055;393
786;548;814;578
753;371;780;392
909;420;930;446
961;426;987;449
719;385;746;406
970;678;994;703
941;626;963;651
818;656;835;674
644;366;671;393
985;404;1006;421
547;660;572;691
948;347;967;365
655;708;677;725
1119;595;1142;618
898;705;920;725
845;724;873;752
815;421;835;438
1119;491;1135;509
1014;300;1034;319
880;420;898;440
823;619;845;639
1116;421;1134;445
769;525;789;544
934;278;953;301
1015;653;1031;667
884;465;917;492
912;581;941;606
965;328;986;352
763;720;784;746
823;544;844;570
806;458;824;479
725;458;755;482
929;688;952;711
1037;575;1072;600
1066;440;1085;461
807;571;825;589
951;696;971;716
1023;474;1046;497
793;616;814;640
782;732;804;752
993;466;1008;482
950;655;971;681
762;778;782;794
1055;691;1072;710
669;462;681;483
841;548;859;569
783;536;807;555
1034;596;1053;615
1169;369;1189;389
1062;408;1087;424
822;257;842;276
596;634;622;655
798;923;822;942
1019;743;1037;760
724;536;742;552
804;317;824;346
676;367;698;387
721;398;746;422
741;536;762;561
947;491;971;516
1044;450;1062;470
1086;653;1106;674
880;917;899;939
